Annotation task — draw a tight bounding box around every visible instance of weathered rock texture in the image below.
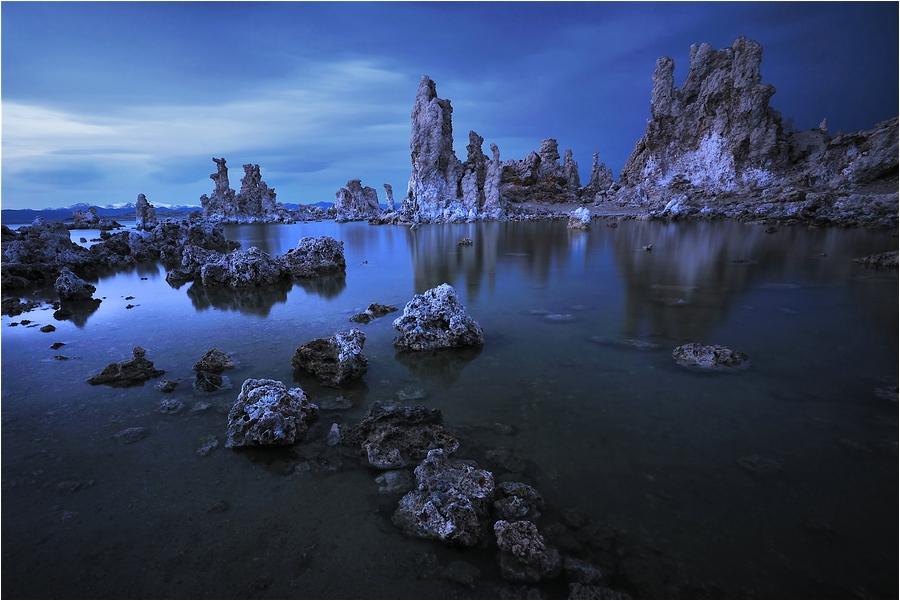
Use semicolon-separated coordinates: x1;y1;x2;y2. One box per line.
392;448;495;546
400;77;505;223
334;179;382;222
290;328;368;387
225;378;318;448
567;207;592;230
193;348;236;373
350;303;399;324
135;194;158;231
176;235;345;287
342;403;459;469
2;214;239;289
392;283;484;350
87;346;165;387
200;158;293;223
54;267;96;301
672;343;749;370
493;520;562;582
616;36;898;228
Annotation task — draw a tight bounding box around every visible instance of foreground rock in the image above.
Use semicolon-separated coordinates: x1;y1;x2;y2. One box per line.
672;343;749;370
616;36;898;228
290;328;368;387
54;267;96;301
494;520;562;582
392;448;495;546
392;283;484;350
342;403;459;469
567;207;592;230
225;378;318;448
87;346;165;387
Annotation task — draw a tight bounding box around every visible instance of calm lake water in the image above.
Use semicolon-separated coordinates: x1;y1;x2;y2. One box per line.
2;218;897;599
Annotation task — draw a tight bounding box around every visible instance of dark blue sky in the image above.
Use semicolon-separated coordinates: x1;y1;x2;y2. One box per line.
2;2;897;209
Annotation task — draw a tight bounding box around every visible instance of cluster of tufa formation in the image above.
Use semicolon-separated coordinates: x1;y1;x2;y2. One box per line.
200;158;295;223
615;36;898;227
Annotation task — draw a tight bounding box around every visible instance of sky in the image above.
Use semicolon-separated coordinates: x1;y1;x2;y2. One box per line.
2;1;897;210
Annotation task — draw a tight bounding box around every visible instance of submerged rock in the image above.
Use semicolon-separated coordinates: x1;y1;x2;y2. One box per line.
392;283;484;350
853;250;898;267
494;519;562;582
87;346;165;387
342;402;459;469
291;328;368;387
193;348;237;373
350;302;399;324
224;378;318;448
672;343;749;370
392;448;495;546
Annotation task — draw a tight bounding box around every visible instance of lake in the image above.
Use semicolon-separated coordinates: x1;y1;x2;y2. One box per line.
2;218;897;599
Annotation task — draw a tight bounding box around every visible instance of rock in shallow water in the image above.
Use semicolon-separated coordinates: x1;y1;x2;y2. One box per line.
494;519;562;582
672;343;749;370
290;328;368;387
392;283;484;350
87;346;165;387
225;378;318;448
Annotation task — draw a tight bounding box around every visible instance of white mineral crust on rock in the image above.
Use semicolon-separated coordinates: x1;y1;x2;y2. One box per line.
392;283;484;350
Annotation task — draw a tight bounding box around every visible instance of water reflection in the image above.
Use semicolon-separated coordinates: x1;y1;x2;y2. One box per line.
394;346;483;388
185;280;292;316
53;298;102;328
294;275;346;299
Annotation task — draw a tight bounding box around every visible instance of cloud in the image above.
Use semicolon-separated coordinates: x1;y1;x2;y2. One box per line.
2;59;417;208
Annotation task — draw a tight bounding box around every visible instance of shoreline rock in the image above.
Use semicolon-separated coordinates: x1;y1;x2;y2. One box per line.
224;378;318;448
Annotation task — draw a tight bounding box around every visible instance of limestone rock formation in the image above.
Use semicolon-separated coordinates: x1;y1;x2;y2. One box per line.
334;179;382;222
195;246;286;287
853;250;898;267
392;448;495;546
493;520;562;582
401;77;505;222
392;283;484;350
342;403;459;469
200;158;292;223
582;153;617;200
135;194;158;231
54;267;96;301
672;343;749;370
290;328;368;387
224;378;318;448
87;346;165;387
616;36;898;228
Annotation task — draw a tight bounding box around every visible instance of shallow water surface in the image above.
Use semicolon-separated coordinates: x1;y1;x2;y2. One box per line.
2;219;897;599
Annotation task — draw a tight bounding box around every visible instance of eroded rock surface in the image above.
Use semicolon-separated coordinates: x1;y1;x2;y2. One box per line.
225;378;318;448
87;346;165;387
334;179;382;222
342;403;459;469
290;328;368;387
494;520;562;582
193;348;236;373
392;283;484;350
350;303;399;324
392;448;495;546
135;194;158;231
672;343;749;370
616;36;898;228
200;158;293;223
853;250;898;267
54;267;96;301
567;207;592;230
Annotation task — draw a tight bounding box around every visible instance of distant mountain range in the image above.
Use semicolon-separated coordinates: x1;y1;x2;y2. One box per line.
1;202;334;225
